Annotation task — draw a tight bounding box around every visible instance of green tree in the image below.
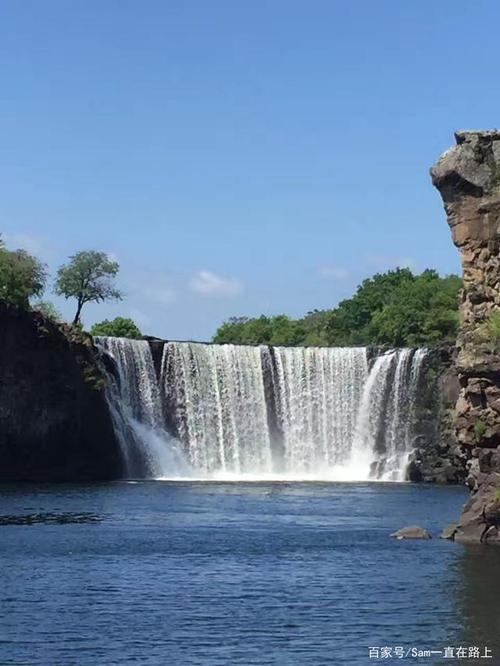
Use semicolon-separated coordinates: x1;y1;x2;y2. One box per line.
369;271;461;346
90;317;142;339
55;251;122;325
212;268;462;348
299;309;333;346
324;268;416;345
212;317;251;344
269;315;306;346
0;236;47;308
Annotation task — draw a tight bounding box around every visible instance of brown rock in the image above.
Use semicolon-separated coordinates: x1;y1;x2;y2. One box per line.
440;524;458;540
432;131;500;541
390;526;432;540
454;472;500;543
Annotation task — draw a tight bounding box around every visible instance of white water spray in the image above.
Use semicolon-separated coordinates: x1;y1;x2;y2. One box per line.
96;338;428;482
95;337;190;478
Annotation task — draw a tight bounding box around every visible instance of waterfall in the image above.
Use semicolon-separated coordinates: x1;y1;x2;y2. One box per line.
353;349;427;481
160;342;272;476
271;347;368;474
95;337;189;479
95;337;428;482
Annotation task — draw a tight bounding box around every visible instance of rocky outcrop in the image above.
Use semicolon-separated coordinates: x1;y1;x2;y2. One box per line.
0;305;123;481
431;130;500;541
390;526;432;540
407;349;468;484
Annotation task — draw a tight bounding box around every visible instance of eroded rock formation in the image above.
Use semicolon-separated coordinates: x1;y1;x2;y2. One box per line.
0;305;123;481
431;130;500;542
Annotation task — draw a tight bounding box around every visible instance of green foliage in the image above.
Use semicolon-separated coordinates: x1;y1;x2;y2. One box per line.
90;317;142;339
55;251;122;325
474;419;487;443
32;300;62;322
213;315;306;346
477;311;500;352
0;236;47;308
82;364;107;391
213;269;462;347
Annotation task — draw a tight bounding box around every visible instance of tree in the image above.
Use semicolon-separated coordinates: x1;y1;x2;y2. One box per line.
269;315;306;346
90;317;142;339
368;271;461;346
212;268;462;348
55;251;122;325
323;268;416;345
0;236;47;308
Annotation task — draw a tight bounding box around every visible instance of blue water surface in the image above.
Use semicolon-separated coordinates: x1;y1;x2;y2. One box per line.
0;481;499;665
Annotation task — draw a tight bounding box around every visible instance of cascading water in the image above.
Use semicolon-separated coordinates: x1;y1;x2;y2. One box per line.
271;347;368;475
161;342;272;476
353;348;427;481
95;337;189;478
95;337;428;482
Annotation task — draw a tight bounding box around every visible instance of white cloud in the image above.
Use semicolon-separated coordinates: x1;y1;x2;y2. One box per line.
318;266;350;280
189;270;242;297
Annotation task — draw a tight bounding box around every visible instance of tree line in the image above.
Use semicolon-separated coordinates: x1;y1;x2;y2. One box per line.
213;268;461;347
0;236;462;347
0;236;141;338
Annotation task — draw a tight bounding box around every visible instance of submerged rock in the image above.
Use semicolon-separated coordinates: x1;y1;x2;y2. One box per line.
390;526;432;540
440;524;458;540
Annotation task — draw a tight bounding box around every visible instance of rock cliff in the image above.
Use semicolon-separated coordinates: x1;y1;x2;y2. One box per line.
0;305;123;481
431;130;500;542
407;349;467;484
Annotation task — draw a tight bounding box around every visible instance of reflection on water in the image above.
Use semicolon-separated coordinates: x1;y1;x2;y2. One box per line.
452;546;500;658
0;512;102;526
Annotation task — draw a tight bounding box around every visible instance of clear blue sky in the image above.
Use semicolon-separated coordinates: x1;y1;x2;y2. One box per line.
1;1;498;340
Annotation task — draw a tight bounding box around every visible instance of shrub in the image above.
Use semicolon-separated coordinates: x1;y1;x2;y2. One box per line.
474;419;487;443
478;311;500;352
90;317;142;339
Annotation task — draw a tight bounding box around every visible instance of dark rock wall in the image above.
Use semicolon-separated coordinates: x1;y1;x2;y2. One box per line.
431;130;500;541
0;305;123;481
408;348;467;484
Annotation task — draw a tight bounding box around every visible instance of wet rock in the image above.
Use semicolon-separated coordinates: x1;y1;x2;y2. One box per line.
454;472;500;543
440;524;458;540
406;355;468;485
0;305;123;481
390;526;432;540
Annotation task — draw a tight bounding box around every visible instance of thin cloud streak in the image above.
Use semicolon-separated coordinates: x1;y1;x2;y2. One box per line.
189;270;242;297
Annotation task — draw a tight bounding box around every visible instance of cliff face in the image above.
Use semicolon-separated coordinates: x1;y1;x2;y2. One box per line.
0;305;123;481
431;130;500;541
407;350;467;485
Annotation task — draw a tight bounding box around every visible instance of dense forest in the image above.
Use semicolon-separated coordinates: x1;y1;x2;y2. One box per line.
213;268;462;347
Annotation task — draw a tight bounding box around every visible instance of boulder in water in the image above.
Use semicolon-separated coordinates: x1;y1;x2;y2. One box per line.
390;526;432;540
440;524;458;540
